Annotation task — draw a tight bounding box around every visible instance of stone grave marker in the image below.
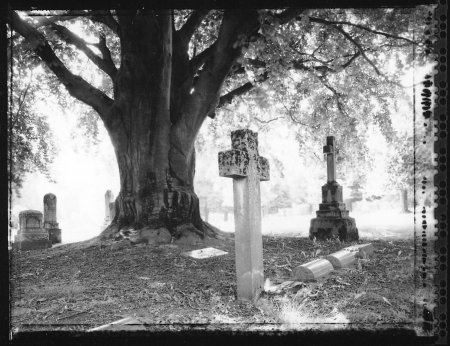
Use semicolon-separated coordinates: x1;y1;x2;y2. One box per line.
43;193;61;244
104;190;115;226
14;210;52;251
292;258;334;281
293;243;375;281
218;129;270;301
309;136;358;241
182;247;228;259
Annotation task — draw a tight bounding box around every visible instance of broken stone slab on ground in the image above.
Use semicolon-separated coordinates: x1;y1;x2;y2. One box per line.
182;247;228;259
88;317;146;332
264;279;305;294
292;258;334;282
326;243;375;269
325;249;357;269
344;243;375;258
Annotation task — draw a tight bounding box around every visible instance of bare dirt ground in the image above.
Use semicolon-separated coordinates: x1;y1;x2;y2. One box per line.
10;235;420;334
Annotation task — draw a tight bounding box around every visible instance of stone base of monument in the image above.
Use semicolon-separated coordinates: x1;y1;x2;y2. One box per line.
309;216;358;242
48;228;62;244
13;238;52;251
14;231;52;251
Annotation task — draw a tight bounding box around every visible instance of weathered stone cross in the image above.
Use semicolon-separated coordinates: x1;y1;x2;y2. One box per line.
218;129;270;301
310;136;359;241
323;136;336;183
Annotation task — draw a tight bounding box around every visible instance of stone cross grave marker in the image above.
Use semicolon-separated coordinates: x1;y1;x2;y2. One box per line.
43;193;61;244
104;190;115;225
14;210;52;251
309;136;358;241
218;129;270;301
324;136;337;183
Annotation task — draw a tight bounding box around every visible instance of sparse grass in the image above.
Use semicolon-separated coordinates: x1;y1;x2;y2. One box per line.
23;283;86;299
10;236;425;333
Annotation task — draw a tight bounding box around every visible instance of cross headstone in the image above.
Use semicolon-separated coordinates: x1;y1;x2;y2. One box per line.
309;136;358;241
323;136;336;183
44;193;62;244
14;210;52;251
218;129;270;301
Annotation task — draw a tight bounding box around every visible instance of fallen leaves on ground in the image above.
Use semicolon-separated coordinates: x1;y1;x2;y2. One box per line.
10;236;417;331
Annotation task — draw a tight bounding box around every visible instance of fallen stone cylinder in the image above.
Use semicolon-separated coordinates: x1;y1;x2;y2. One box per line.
292;258;334;282
325;249;357;269
344;243;374;258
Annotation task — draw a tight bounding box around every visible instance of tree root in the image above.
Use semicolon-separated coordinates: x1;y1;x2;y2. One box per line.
97;219;233;248
202;221;234;241
99;223;121;240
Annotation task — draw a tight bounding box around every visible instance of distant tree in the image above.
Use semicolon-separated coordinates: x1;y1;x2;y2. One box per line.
262;183;292;214
7;59;56;196
385;78;435;212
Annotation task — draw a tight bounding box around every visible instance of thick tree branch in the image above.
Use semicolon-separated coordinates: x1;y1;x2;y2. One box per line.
8;11;80;46
275;8;306;25
223;49;360;109
189;10;260;119
317;75;349;117
178;10;210;46
8;9;114;119
22;11;80;30
217;82;254;109
39;18;117;79
189;43;215;74
87;10;119;34
254;116;283;124
309;17;381;75
92;34;118;76
309;16;416;44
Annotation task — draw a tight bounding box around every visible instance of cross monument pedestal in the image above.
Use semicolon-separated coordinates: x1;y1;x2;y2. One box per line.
309;136;358;241
218;129;270;301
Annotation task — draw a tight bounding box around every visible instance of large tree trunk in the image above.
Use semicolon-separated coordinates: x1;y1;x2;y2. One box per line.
8;9;260;243
98;12;205;242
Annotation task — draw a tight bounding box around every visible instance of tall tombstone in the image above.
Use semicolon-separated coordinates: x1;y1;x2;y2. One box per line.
218;129;270;301
104;190;115;225
14;210;52;251
44;193;62;244
309;136;358;241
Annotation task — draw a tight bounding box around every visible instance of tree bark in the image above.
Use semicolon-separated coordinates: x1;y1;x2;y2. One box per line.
98;11;205;241
9;9;260;244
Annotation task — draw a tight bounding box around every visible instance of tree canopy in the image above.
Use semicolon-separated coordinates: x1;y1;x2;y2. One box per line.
7;6;434;240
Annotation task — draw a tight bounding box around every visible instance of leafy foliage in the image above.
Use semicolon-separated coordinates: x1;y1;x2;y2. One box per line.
7;54;57;196
8;6;433;198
